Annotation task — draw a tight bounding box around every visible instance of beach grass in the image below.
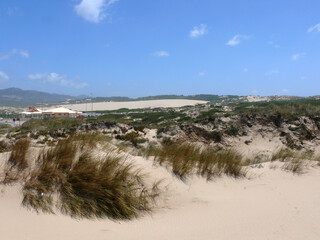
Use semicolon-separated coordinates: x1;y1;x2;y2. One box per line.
22;137;160;219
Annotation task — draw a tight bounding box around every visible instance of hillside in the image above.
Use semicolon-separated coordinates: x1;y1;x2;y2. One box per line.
0;88;77;106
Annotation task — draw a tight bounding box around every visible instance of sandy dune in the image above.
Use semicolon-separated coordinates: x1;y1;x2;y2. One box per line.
1;153;320;240
63;99;207;112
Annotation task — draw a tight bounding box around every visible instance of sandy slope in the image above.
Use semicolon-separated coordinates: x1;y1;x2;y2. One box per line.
63;99;207;111
1;155;320;240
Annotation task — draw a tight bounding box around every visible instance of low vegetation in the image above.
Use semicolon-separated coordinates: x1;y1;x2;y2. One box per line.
21;136;160;219
270;148;320;174
147;140;246;181
1;139;30;184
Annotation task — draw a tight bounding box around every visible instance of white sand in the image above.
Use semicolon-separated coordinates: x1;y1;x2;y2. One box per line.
1;153;320;240
63;99;207;112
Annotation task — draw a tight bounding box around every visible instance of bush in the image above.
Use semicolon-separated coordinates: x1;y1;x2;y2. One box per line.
226;125;239;136
120;132;140;147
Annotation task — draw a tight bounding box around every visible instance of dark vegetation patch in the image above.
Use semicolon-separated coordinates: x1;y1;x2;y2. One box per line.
179;125;222;142
98;109;191;127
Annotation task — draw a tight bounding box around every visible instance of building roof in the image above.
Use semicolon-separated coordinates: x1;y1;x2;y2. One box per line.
21;106;81;115
43;107;80;114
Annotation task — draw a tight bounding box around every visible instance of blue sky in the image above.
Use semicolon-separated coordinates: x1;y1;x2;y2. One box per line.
0;0;319;97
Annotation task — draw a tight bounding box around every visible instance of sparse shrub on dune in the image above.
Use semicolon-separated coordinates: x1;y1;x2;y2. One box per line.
69;132;112;149
1;138;30;184
22;138;160;219
7;139;30;171
270;148;320;174
271;148;314;162
0;140;11;153
282;159;305;174
225;125;240;136
116;131;144;147
271;149;296;162
148;142;246;181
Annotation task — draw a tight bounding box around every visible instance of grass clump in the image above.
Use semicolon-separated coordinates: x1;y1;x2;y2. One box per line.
7;138;30;171
270;148;319;174
22;139;160;219
1;138;30;184
70;132;112;149
148;142;246;181
282;159;305;174
0;140;11;153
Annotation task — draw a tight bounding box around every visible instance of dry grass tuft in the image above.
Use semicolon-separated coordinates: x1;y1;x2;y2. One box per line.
8;139;30;170
1;139;30;184
282;159;305;174
69;132;111;149
148;142;246;181
0;140;11;153
270;148;319;174
22;139;160;219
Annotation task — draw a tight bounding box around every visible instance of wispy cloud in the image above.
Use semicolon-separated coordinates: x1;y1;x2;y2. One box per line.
226;34;249;46
267;41;280;48
198;71;206;77
189;24;208;38
266;70;279;75
75;0;119;23
0;71;9;84
19;50;29;58
243;68;248;73
0;49;30;61
153;51;170;57
7;7;19;16
307;23;320;33
28;73;88;89
292;53;306;61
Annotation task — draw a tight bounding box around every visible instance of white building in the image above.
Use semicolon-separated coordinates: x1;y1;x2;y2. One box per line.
20;106;82;119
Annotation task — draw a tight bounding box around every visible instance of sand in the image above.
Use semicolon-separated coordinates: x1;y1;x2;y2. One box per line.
1;150;320;240
63;99;207;112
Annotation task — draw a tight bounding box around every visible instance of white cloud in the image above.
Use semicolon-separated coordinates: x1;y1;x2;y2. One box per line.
226;34;249;46
19;50;29;58
292;53;306;61
75;0;119;23
0;49;30;60
307;23;320;33
243;68;248;73
0;49;17;61
198;71;206;77
0;71;9;83
301;76;306;80
153;51;170;57
189;24;208;38
28;72;88;89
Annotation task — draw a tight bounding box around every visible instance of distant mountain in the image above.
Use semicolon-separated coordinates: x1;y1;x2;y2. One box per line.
0;87;318;107
0;88;78;106
69;94;241;104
